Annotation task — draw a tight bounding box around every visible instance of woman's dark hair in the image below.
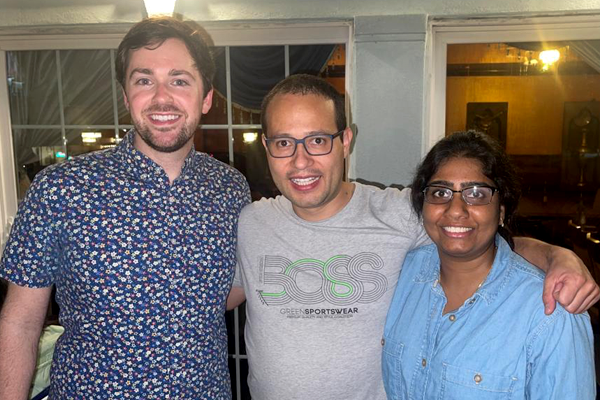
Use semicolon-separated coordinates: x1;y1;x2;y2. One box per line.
116;17;215;97
410;130;521;247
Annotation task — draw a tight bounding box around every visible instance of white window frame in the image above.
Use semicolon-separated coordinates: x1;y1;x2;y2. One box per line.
425;14;600;157
0;21;352;244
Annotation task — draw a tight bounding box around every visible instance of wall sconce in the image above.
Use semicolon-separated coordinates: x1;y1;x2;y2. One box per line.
243;132;258;143
539;49;560;71
143;0;177;17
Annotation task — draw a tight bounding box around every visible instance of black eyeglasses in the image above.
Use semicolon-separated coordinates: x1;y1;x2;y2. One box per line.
263;130;344;158
423;185;498;206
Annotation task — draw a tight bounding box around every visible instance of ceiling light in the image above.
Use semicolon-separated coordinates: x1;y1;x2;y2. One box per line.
81;131;102;143
144;0;177;17
539;49;560;71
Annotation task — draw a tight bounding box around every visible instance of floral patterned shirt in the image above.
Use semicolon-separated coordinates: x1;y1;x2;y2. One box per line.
0;131;250;399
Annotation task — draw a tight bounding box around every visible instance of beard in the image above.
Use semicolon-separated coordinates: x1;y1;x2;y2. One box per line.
134;104;197;153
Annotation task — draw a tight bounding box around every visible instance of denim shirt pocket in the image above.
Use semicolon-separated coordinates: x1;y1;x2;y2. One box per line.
440;363;517;400
381;336;406;400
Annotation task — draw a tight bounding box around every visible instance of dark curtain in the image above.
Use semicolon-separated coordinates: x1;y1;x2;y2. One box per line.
213;45;336;110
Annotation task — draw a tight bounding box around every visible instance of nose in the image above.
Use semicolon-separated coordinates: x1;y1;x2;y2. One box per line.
291;142;314;170
153;82;174;103
446;193;469;219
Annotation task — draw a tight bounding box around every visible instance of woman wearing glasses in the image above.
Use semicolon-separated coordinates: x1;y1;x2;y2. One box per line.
382;131;595;399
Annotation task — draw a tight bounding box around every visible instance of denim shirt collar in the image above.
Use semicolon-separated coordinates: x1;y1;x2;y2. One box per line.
414;234;514;306
117;129;200;184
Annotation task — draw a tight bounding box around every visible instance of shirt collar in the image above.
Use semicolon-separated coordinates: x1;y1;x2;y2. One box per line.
414;234;514;306
117;129;201;184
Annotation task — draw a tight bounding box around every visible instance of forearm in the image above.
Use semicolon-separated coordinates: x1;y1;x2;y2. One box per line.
0;283;51;399
0;317;42;400
513;236;565;272
227;286;246;310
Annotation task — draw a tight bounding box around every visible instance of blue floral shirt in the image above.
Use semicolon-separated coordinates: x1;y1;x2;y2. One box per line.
382;235;595;400
0;131;250;399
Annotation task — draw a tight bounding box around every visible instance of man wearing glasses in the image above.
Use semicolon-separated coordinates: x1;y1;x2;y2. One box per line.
228;74;599;399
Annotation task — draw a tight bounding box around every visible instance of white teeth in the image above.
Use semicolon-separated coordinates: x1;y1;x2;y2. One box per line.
291;177;319;186
443;226;472;233
150;114;179;121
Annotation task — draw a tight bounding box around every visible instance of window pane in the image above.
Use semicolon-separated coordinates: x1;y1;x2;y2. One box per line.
7;51;61;125
229;46;285;125
232;128;278;201
290;44;346;93
195;128;229;165
12;128;64;200
65;128;119;158
61;50;114;125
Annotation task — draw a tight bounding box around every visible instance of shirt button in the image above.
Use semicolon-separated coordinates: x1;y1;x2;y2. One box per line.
469;299;476;304
422;359;427;367
474;373;482;384
381;338;385;346
449;314;456;322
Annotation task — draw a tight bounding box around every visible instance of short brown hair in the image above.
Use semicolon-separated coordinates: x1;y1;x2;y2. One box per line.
116;17;215;97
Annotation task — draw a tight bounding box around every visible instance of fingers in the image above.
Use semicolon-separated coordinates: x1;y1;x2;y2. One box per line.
542;279;559;315
555;280;600;314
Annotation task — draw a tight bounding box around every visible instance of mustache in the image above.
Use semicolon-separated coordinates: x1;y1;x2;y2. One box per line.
143;104;184;114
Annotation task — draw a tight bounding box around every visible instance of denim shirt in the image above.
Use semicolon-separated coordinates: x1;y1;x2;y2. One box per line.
382;235;595;400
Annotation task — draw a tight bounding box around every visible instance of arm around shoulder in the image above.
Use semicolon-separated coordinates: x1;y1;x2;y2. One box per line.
513;236;600;314
0;282;52;400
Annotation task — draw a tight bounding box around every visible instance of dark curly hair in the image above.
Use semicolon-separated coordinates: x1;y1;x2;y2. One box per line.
410;130;521;247
116;17;215;97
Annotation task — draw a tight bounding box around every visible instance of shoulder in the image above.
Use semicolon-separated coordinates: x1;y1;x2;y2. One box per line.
27;149;116;193
240;195;286;221
197;153;249;192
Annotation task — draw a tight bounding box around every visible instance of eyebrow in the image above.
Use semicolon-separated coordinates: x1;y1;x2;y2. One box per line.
128;68;197;81
268;131;333;139
427;180;492;188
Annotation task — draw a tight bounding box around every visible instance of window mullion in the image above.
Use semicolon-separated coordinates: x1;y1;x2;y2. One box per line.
55;50;67;156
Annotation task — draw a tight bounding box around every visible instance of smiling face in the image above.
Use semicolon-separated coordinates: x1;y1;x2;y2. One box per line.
123;38;213;155
263;92;353;221
423;157;505;264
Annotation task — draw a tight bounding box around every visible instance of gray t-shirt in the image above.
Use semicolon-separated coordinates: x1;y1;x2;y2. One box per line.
233;182;429;399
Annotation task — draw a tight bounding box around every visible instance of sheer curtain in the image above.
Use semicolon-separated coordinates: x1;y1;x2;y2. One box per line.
568;40;600;73
8;49;116;168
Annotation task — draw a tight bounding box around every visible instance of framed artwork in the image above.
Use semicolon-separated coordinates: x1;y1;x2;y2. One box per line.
561;100;600;190
466;102;508;149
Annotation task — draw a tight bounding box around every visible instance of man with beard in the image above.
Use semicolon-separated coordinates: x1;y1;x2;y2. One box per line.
0;17;249;399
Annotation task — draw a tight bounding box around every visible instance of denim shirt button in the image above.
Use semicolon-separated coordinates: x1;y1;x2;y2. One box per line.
449;314;456;322
381;338;385;346
469;299;476;304
474;373;483;384
421;358;427;367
